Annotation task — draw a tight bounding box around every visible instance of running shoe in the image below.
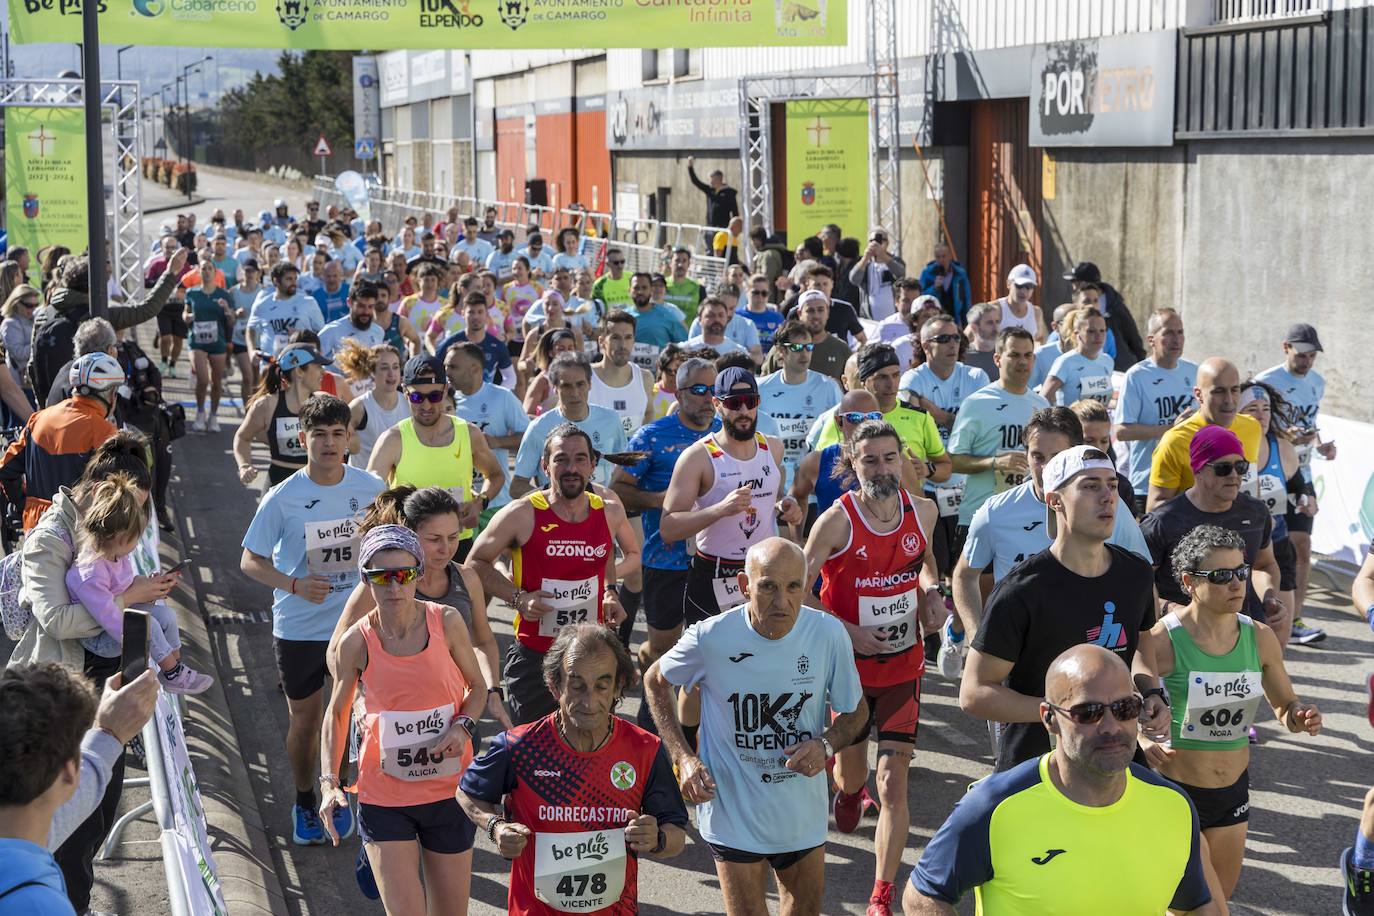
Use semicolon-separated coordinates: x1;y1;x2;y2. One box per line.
833;788;863;834
937;615;965;680
332;800;357;841
165;364;179;379
355;847;380;900
291;804;325;845
206;415;220;433
160;665;213;695
1343;846;1374;915
867;881;895;916
860;785;880;817
1291;617;1328;644
191;411;206;433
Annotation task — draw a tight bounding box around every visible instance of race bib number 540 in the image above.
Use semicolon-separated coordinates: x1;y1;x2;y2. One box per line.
533;829;627;913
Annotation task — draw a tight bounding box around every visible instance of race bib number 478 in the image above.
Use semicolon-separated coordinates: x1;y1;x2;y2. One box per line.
533;829;627;913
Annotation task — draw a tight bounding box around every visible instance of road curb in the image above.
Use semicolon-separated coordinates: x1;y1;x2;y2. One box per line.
146;195;206;216
160;470;290;915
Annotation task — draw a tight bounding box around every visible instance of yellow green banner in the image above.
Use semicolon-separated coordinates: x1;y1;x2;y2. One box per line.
5;106;88;286
10;0;846;48
785;98;869;244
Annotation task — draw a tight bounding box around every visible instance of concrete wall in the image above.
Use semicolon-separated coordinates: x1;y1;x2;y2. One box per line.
1039;147;1185;320
611;152;744;229
1178;137;1374;423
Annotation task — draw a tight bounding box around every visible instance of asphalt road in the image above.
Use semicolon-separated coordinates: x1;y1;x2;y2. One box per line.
67;165;1374;915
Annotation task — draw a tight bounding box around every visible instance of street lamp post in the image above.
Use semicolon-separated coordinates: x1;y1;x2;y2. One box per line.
179;55;212;197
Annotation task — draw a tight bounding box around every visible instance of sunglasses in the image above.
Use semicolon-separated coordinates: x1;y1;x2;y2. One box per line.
922;333;960;345
717;393;760;411
784;342;815;353
1189;564;1251;585
407;389;446;404
1046;696;1143;725
608;260;625;266
751;289;768;296
21;299;38;308
362;566;420;586
841;410;884;424
1207;460;1250;478
682;383;713;397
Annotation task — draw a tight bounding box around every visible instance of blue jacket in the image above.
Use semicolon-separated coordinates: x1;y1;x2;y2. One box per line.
918;260;973;327
0;838;74;914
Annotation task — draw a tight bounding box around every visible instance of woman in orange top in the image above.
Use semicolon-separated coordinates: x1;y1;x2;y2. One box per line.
321;524;488;915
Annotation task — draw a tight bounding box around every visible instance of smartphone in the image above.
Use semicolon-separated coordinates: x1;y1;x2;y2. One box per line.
164;558;191;576
120;609;150;684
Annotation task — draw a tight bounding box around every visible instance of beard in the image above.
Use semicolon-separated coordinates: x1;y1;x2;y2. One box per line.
859;473;900;501
353;314;373;330
725;415;756;441
557;473;588;498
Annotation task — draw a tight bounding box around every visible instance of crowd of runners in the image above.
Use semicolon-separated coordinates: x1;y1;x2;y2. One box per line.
2;195;1371;916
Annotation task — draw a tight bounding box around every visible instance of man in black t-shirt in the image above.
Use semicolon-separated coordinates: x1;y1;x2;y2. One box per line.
1139;424;1283;625
961;445;1164;772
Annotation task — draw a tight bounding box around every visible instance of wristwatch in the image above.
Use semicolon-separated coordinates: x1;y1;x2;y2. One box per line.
819;736;835;758
456;715;479;743
649;828;667;855
1141;687;1170;707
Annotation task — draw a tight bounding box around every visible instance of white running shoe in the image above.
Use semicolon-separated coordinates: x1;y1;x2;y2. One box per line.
206;414;220;433
190;411;206;433
160;664;213;695
937;614;965;680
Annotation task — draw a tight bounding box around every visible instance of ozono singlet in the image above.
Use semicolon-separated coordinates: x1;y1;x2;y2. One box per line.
356;601;472;806
694;432;781;561
351;390;410;469
589;367;649;438
1162;612;1263;751
512;490;611;653
819;489;930;688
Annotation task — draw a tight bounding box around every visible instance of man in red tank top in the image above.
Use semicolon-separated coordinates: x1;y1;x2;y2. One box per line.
469;423;638;725
803;420;941;916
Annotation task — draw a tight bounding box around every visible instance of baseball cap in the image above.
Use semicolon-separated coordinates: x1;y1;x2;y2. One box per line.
798;289;829;309
1042;445;1116;537
1189;425;1245;473
1063;261;1102;283
276;343;332;372
1283;323;1323;354
714;366;758;398
1007;264;1038;287
402;354;446;387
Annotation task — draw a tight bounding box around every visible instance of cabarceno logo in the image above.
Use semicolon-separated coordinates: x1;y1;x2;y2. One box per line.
132;0;165;17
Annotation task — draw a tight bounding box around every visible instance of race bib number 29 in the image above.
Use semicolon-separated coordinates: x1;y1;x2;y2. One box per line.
533;829;627;913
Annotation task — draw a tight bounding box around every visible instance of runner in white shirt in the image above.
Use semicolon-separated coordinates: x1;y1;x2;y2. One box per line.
247;262;325;365
995;264;1043;342
758;319;843;490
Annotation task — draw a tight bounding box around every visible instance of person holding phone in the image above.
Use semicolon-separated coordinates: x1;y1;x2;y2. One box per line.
320;524;486;915
64;473;211;695
849;229;906;321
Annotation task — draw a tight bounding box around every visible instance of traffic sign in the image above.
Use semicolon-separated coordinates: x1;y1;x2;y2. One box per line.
354;137;377;160
313;135;333;157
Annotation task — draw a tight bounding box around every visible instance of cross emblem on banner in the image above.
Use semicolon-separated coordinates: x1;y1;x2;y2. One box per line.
27;125;55;157
806;116;830;147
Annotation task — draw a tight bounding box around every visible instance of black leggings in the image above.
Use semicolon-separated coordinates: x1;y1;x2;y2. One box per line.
54;651;126;912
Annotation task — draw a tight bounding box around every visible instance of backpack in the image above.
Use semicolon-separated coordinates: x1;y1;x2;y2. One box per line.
0;513;73;640
29;309;81;397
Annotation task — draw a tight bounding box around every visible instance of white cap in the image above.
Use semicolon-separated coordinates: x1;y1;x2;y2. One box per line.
1007;264;1038;287
798;289;829;308
1043;444;1116;537
274;198;287;208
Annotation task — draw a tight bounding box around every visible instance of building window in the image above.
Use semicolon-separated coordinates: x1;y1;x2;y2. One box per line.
642;48;701;85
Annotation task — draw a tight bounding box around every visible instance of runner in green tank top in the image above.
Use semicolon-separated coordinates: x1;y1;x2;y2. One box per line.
1139;525;1322;905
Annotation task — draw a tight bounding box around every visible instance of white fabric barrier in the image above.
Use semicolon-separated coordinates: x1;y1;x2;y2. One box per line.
1309;413;1374;566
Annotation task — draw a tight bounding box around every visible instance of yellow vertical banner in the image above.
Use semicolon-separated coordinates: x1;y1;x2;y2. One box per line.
5;106;88;285
785;98;870;242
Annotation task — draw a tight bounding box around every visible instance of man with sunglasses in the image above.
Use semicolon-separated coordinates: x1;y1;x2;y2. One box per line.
763;290;852;383
900;316;990;575
242;395;385;844
591;247;634;309
907;644;1218;916
961;445;1161;772
367;355;506;558
1140;425;1283;626
1148;357;1261;511
737;273;785;354
470;425;635;726
759;320;842;490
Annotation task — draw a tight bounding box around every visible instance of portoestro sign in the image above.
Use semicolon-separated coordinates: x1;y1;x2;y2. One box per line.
1030;30;1176;147
10;0;847;48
